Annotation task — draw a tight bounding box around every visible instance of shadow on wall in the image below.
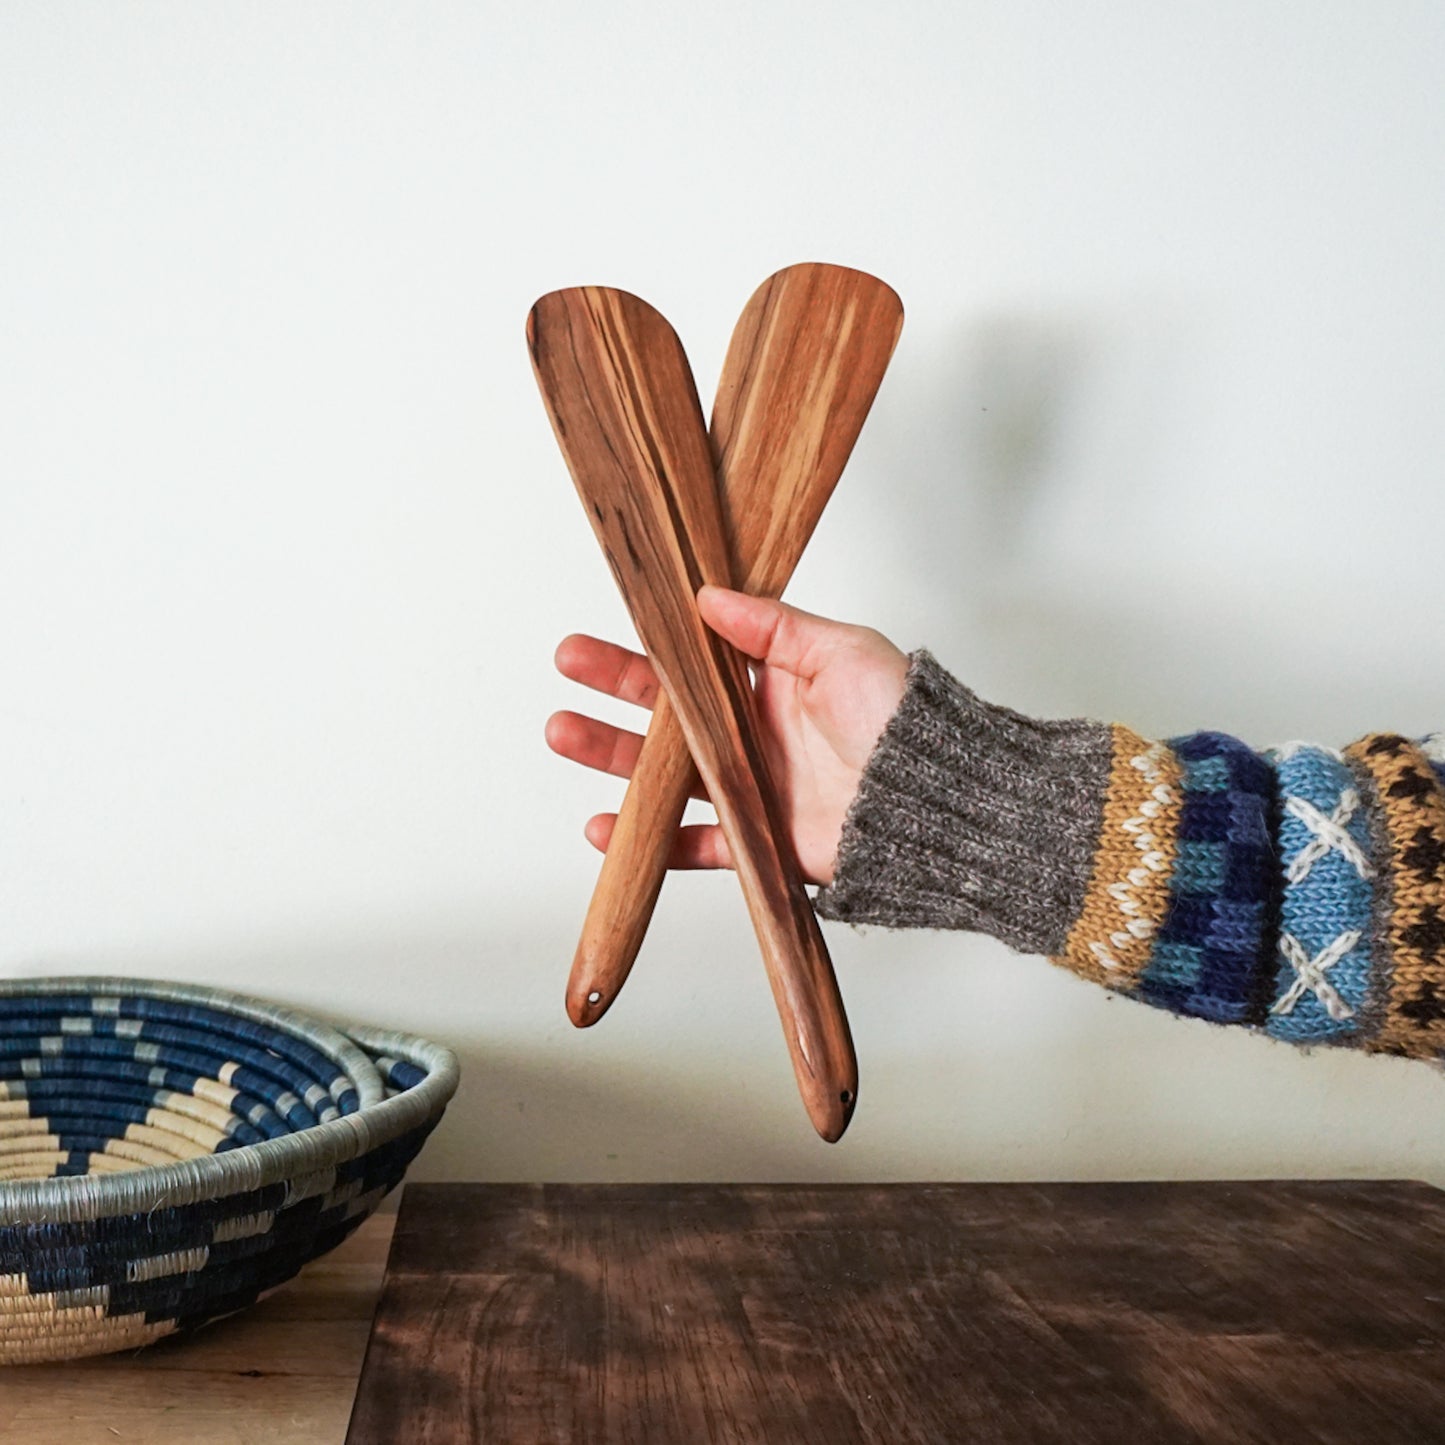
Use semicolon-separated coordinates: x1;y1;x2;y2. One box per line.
802;301;1212;727
860;303;1440;743
417;1041;820;1183
958;314;1099;566
853;304;1186;662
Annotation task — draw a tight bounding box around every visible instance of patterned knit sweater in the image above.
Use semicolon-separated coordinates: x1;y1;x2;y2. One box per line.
815;651;1445;1061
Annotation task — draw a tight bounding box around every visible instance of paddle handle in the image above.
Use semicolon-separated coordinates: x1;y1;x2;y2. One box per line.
587;558;856;1142
680;638;857;1143
568;693;694;1027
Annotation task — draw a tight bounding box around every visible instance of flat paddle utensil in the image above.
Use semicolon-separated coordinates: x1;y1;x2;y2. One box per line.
567;264;903;1028
528;286;858;1142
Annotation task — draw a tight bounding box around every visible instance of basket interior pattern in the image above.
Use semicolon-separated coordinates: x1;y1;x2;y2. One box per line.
0;993;365;1180
0;982;455;1365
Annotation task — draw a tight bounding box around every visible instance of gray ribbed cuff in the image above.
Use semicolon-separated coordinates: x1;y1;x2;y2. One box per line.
814;651;1114;956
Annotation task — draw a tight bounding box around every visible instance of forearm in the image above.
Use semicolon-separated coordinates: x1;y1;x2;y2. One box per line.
816;651;1445;1061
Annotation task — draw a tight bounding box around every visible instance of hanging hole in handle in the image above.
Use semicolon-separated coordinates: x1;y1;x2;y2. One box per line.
840;1090;853;1106
587;991;602;1005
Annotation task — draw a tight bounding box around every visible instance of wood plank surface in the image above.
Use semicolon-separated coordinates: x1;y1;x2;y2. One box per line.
0;1210;394;1445
348;1181;1445;1445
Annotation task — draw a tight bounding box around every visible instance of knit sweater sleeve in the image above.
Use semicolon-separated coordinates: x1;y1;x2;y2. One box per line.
815;650;1445;1061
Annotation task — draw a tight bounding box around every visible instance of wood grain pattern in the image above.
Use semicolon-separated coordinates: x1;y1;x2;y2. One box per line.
348;1181;1445;1445
528;287;857;1142
0;1210;394;1445
568;264;903;1029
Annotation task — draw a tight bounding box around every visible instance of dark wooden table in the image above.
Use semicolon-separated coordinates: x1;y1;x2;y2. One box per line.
346;1181;1445;1444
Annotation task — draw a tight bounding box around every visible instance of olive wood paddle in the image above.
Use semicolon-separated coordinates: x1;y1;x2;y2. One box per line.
567;264;903;1029
528;285;857;1142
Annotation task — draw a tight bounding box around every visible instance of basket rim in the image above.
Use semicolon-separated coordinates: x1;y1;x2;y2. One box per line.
0;976;459;1226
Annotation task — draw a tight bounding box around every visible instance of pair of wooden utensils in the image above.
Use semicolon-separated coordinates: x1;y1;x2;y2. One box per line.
528;264;903;1141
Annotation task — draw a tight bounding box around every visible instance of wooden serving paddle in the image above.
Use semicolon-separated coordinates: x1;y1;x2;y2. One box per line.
528;286;857;1141
567;265;903;1028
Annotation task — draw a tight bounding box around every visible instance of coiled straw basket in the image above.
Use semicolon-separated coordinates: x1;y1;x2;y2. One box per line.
0;976;458;1364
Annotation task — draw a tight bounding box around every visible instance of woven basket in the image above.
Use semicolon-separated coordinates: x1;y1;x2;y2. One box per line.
0;976;458;1364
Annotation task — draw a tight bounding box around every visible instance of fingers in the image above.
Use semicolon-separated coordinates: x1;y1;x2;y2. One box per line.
544;710;644;781
554;634;661;710
585;813;734;870
696;586;840;679
546;711;710;799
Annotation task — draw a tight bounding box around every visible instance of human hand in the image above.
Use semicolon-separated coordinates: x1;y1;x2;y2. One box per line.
545;585;909;885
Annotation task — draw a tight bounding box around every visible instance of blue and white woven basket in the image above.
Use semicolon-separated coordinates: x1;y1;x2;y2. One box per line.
0;976;458;1364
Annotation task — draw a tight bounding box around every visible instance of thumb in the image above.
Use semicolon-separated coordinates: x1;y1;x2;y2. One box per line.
696;585;833;679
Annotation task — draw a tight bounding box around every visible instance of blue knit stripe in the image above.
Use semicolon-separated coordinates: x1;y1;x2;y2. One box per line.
1263;746;1374;1043
1137;732;1277;1023
1418;733;1445;791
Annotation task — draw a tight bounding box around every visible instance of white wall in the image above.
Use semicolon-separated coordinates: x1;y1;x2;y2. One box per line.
3;1;1444;1186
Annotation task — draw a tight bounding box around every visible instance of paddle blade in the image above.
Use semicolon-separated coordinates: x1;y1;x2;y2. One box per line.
712;262;903;594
